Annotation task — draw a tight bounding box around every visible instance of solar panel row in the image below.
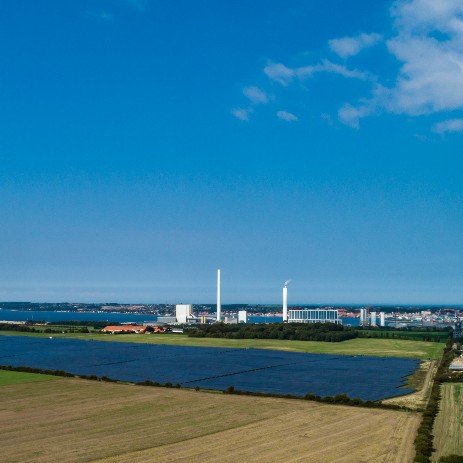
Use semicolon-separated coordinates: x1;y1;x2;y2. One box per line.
0;335;419;400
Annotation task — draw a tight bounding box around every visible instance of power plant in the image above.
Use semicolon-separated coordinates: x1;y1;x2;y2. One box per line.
175;304;193;324
238;310;247;323
172;271;390;328
359;308;386;327
282;279;291;322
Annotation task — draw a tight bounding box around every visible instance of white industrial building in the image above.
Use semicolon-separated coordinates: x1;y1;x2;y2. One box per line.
359;308;369;326
175;304;193;324
238;310;247;323
380;312;386;327
288;309;341;324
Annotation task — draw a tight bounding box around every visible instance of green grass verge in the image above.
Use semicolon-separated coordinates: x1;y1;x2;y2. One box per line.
0;330;444;359
359;330;450;341
0;369;59;386
433;383;463;461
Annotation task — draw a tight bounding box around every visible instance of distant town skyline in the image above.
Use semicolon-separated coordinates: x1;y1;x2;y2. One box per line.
1;0;462;304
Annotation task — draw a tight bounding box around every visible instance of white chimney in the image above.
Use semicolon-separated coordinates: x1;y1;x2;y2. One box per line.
283;280;291;322
217;269;221;322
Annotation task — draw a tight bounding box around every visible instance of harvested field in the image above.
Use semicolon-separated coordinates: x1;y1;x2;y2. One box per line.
0;378;420;463
433;383;463;461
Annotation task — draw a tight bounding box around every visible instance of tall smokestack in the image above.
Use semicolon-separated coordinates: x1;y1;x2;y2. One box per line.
217;269;221;322
283;279;291;322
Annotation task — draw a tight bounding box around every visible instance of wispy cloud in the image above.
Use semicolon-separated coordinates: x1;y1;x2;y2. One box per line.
231;108;253;121
243;86;269;104
238;0;463;130
264;59;369;86
231;86;269;121
329;33;382;59
433;118;463;134
384;1;463;115
263;63;295;86
339;0;463;127
319;60;370;80
276;110;298;122
338;103;375;129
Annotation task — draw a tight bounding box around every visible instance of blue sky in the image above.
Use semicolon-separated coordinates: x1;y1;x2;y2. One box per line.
1;0;462;304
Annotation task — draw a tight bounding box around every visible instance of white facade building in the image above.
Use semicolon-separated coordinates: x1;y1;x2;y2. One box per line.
370;311;377;326
238;310;247;323
176;304;192;324
359;308;369;325
288;309;341;324
380;312;386;327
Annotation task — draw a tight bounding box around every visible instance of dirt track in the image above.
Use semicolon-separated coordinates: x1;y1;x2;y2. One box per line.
0;379;420;463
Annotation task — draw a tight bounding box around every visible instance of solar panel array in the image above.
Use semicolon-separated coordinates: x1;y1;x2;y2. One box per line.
0;335;419;400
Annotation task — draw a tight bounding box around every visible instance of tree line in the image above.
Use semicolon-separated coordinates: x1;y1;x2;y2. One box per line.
187;322;358;342
413;338;459;463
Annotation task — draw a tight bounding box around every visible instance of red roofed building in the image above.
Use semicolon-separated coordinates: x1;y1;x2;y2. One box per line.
101;325;152;334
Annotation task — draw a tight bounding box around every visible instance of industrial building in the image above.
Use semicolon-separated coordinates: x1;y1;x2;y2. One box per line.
380;312;386;327
175;304;193;323
359;308;369;325
288;309;341;324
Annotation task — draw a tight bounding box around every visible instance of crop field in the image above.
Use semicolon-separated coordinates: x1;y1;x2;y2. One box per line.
0;369;59;385
0;378;420;463
432;383;463;461
0;330;445;360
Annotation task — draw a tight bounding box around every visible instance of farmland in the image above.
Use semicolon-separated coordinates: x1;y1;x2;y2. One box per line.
0;369;59;385
432;383;463;461
0;377;420;463
0;330;445;360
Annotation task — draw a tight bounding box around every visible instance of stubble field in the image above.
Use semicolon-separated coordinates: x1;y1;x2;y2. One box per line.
0;377;420;463
432;383;463;461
